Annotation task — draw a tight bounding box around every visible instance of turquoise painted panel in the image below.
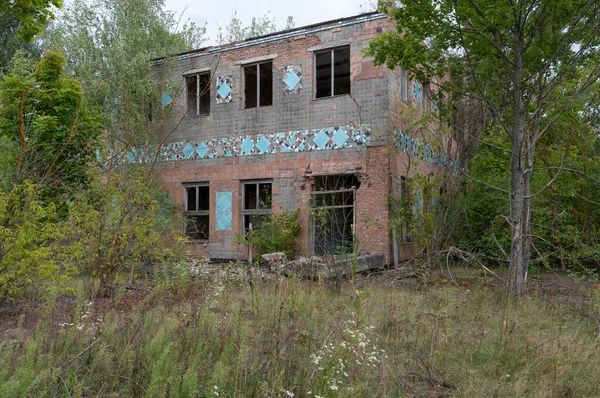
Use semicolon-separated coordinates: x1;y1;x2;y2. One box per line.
215;192;232;231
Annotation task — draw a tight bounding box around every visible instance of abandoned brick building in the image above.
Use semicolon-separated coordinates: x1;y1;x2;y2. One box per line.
153;11;456;263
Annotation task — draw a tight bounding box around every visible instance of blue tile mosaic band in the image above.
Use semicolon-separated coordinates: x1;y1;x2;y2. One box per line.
283;65;302;95
124;125;370;162
216;76;233;104
393;131;458;171
215;192;232;231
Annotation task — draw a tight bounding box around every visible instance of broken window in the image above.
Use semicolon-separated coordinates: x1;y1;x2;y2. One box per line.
242;181;272;231
185;72;211;116
311;174;360;255
244;62;273;108
315;46;351;98
185;184;210;240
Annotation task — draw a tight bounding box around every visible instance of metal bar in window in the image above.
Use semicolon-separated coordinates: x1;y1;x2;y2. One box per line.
196;75;200;115
330;49;335;97
256;64;260;107
311;205;355;210
310;189;357;195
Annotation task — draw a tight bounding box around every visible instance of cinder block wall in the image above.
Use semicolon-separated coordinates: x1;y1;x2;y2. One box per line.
163;16;390;142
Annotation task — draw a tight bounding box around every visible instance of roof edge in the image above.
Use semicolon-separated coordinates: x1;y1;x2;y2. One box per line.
153;11;386;64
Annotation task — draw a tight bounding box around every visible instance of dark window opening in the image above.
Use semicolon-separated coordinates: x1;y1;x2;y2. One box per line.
244;62;272;108
185;72;211;116
185;185;209;240
311;174;360;255
242;181;272;231
315;46;351;98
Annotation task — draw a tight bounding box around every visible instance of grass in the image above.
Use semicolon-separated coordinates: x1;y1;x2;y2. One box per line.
1;267;599;397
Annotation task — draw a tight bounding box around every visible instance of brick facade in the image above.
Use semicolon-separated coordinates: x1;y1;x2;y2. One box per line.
154;12;451;264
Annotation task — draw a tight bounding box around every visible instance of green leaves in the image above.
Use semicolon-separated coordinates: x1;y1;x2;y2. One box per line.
0;51;102;197
0;181;72;301
0;0;62;42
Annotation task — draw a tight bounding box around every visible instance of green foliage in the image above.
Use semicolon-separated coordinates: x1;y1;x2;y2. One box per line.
237;210;301;258
0;51;102;197
43;0;205;144
2;274;600;396
67;166;185;290
0;0;62;42
0;181;73;301
0;14;43;74
217;11;295;44
390;173;439;255
367;0;600;286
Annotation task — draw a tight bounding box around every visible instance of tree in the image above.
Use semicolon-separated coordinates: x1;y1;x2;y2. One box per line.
217;11;295;44
0;13;43;74
367;0;600;295
0;51;102;198
0;0;61;41
43;0;205;148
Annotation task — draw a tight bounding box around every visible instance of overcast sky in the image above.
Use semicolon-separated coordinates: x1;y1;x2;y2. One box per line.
164;0;374;45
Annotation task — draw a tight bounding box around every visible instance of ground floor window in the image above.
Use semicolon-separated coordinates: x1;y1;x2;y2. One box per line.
184;184;209;240
242;180;272;231
311;174;359;255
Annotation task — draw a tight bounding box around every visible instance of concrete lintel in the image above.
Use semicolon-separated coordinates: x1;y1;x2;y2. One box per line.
235;54;278;65
183;67;212;76
307;41;350;52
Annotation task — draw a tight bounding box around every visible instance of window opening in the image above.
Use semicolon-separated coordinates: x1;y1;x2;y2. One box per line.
315;46;350;98
400;66;408;103
242;181;272;231
185;184;210;240
244;61;273;108
311;174;360;255
186;72;211;116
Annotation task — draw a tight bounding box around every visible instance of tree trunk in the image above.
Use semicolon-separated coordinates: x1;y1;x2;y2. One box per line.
510;37;527;296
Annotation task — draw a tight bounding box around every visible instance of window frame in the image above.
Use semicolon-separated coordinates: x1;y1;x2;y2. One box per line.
185;72;211;116
241;180;273;232
243;61;273;108
314;45;351;99
184;183;210;241
310;174;358;256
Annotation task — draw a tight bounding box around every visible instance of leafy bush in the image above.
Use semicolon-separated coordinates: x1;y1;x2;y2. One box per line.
67;166;185;292
0;181;73;301
237;209;301;258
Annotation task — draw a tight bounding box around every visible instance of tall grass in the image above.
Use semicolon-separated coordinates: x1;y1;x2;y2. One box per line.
1;270;599;397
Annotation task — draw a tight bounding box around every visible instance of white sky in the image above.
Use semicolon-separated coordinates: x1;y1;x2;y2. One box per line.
164;0;373;45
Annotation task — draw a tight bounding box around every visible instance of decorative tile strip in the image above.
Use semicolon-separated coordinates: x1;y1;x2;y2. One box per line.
393;131;458;171
125;125;370;162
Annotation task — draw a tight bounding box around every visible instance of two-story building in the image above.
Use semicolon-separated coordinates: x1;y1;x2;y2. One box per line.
151;11;456;263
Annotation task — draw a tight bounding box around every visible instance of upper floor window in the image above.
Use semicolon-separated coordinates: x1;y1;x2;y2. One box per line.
186;72;211;116
315;46;350;98
244;61;273;108
185;184;210;240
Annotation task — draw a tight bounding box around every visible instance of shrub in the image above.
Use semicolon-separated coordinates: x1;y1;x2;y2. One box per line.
0;181;72;301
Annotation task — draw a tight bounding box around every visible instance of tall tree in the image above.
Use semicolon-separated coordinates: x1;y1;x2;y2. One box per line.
217;11;295;44
367;0;600;294
43;0;205;149
0;51;102;195
0;0;61;41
